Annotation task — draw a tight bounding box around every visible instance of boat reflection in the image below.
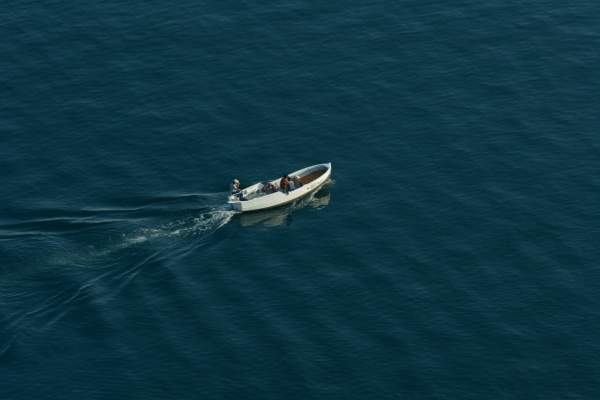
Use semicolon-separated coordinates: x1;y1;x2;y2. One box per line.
238;188;331;227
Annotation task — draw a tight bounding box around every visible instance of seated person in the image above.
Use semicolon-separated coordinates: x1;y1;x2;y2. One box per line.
261;181;277;194
291;176;302;190
229;178;245;200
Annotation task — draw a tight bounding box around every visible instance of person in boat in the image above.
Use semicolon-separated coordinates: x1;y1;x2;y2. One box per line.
261;181;276;194
230;178;244;200
279;175;290;194
291;176;302;190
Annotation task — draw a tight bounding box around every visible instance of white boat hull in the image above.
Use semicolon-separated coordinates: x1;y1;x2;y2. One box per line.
228;162;332;213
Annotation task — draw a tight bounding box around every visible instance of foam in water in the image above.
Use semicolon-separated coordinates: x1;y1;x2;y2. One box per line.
44;200;237;267
121;208;237;247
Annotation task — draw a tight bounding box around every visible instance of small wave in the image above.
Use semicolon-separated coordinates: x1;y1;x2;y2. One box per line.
0;218;121;238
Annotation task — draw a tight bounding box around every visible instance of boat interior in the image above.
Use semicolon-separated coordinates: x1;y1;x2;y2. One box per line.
297;167;327;185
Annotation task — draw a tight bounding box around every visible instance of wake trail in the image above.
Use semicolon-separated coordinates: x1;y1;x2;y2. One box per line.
119;207;237;248
39;194;238;266
2;198;238;335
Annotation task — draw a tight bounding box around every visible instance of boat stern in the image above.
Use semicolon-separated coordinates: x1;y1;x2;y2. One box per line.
228;197;243;211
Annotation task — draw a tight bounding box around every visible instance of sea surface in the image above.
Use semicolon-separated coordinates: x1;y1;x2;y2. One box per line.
1;1;599;399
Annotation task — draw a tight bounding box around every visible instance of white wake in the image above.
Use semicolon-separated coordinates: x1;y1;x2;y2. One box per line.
121;208;237;247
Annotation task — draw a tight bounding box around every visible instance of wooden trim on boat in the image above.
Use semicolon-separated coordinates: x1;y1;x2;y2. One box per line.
298;168;327;185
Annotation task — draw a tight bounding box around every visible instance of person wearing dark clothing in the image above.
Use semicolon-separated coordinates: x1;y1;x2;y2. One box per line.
279;175;290;194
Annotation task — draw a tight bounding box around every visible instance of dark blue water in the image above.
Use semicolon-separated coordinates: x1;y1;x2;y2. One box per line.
2;1;599;398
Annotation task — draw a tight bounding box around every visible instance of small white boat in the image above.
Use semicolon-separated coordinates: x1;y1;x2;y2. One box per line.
228;162;332;212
